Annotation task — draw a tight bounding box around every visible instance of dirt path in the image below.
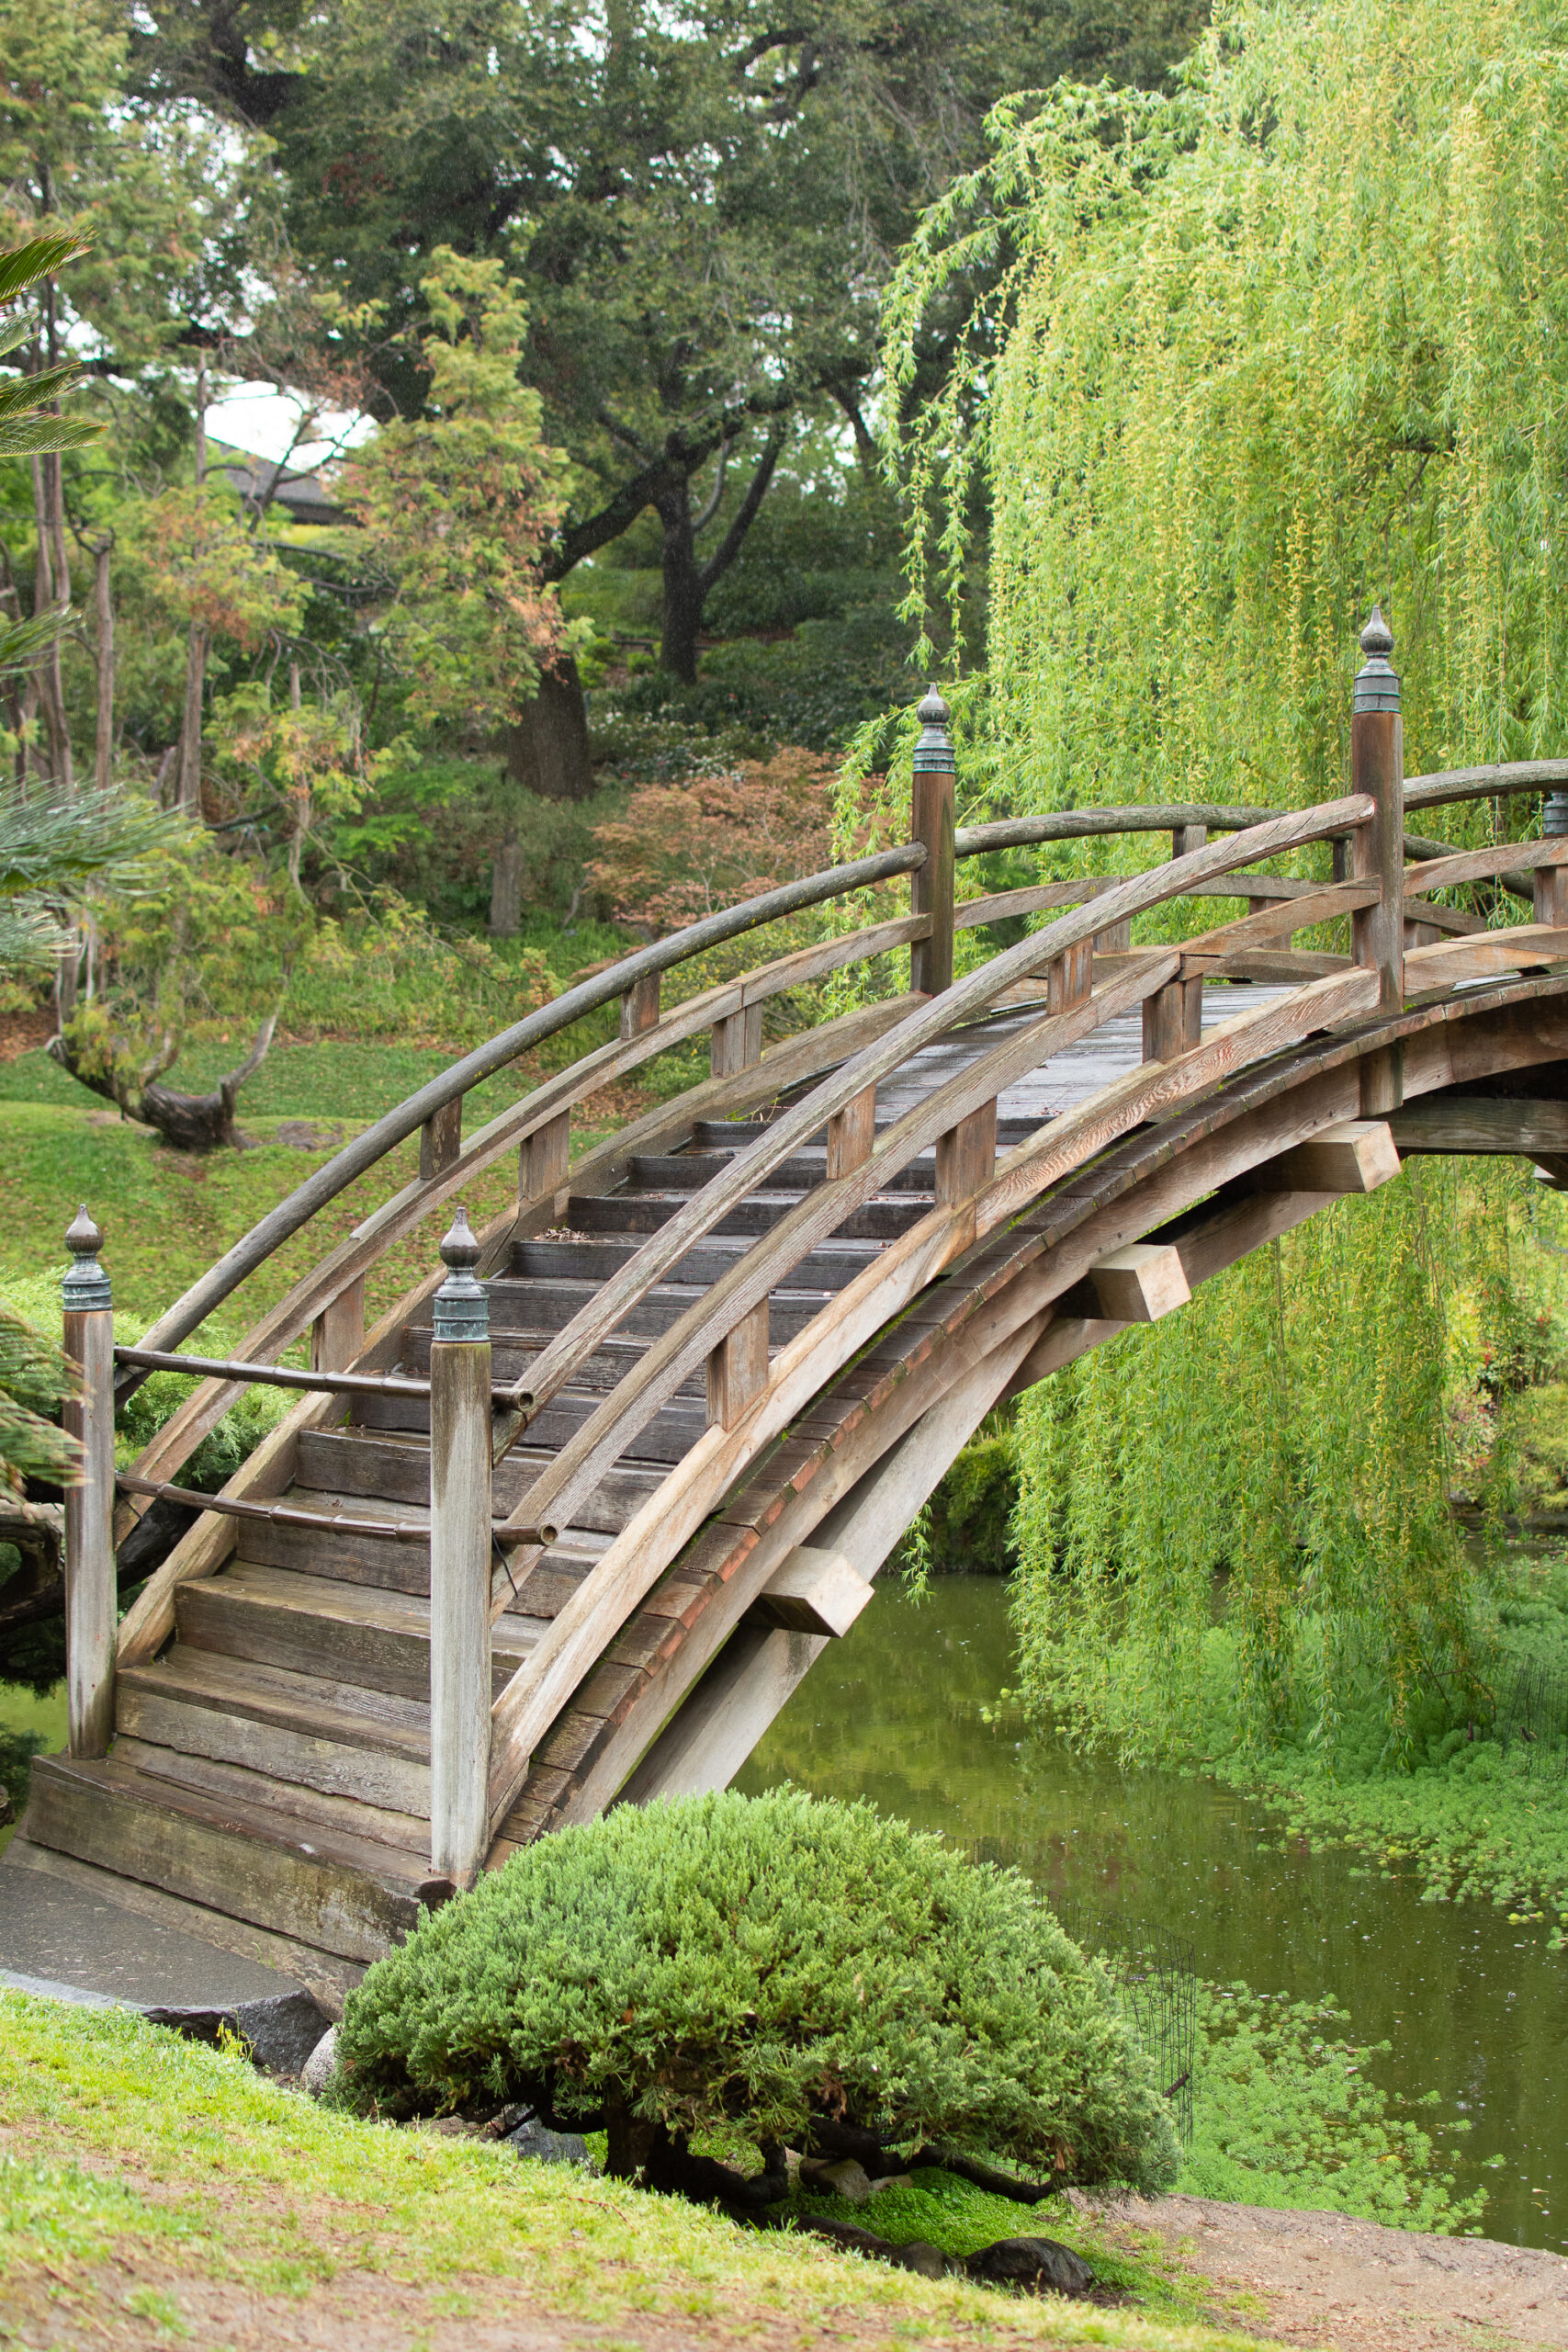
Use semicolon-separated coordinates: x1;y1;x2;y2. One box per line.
1078;2192;1568;2351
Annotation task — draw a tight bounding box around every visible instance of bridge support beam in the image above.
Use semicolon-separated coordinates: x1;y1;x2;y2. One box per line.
1252;1118;1402;1195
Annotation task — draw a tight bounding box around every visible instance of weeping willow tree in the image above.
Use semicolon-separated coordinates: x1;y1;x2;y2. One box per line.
877;0;1568;1759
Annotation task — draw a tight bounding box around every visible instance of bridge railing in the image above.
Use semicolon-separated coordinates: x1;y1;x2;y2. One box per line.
68;608;1568;1846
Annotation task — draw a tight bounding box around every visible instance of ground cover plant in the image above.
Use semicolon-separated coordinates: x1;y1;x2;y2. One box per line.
334;1788;1181;2203
0;1990;1270;2352
1196;1551;1568;1949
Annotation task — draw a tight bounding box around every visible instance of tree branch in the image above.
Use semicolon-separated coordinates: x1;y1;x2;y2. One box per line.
692;436;736;536
698;425;784;594
548;381;798;579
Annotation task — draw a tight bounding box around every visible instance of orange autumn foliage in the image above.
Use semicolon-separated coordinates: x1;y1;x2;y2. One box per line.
586;748;837;935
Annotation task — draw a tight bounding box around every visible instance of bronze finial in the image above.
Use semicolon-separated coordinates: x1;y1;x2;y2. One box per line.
62;1204;111;1311
1354;605;1400;715
433;1205;488;1342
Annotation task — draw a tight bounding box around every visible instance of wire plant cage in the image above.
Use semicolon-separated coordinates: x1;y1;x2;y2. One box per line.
1490;1658;1568;1783
1054;1900;1198;2149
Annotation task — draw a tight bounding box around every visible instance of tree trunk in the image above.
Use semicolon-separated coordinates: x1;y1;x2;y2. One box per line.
503;656;594;802
28;453;73;791
176;619;209;812
489;823;522;936
49;1004;281;1152
655;479;705;685
92;538;114;792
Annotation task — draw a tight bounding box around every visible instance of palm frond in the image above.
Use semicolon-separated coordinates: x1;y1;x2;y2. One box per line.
0;788;175;897
0;234;90;308
0;611;71;678
0;1295;75;1502
0;900;69;972
0;411;98;459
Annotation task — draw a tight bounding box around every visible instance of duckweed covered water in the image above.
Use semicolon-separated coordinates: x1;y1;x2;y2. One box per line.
735;1577;1568;2251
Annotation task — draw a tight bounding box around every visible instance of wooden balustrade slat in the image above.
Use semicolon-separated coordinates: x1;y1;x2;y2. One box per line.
620;971;660;1041
826;1083;877;1181
420;1100;463;1182
710;1003;762;1079
707;1301;770;1432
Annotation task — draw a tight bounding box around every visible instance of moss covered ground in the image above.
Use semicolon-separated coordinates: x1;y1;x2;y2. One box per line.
0;1994;1273;2352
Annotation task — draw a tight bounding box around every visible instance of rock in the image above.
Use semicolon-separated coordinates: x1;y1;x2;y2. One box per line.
143;1989;335;2078
504;2111;594;2167
966;2235;1096;2298
866;2173;913;2198
888;2239;946;2278
300;2024;339;2097
800;2156;874;2204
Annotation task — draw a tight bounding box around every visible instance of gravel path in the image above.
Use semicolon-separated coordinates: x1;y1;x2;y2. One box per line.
1078;2192;1568;2350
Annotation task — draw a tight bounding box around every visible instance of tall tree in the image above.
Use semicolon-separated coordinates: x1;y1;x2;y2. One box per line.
135;0;1206;794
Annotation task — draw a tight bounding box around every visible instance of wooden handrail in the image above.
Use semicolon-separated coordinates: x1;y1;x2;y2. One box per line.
124;842;927;1377
491;793;1374;1453
115;1474;556;1550
1405;758;1568;812
953;802;1278;855
116;911;929;1525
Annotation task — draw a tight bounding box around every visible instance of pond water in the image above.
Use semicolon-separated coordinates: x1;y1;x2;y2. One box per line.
735;1576;1568;2253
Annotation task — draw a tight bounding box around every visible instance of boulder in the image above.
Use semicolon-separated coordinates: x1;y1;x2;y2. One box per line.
800;2155;874;2204
504;2112;595;2168
966;2235;1095;2298
888;2239;946;2278
144;1989;335;2078
300;2024;339;2097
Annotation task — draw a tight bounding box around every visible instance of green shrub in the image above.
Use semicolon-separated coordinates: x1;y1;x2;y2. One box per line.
930;1430;1020;1576
335;1789;1179;2203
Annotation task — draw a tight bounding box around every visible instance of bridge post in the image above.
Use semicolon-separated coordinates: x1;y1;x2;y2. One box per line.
62;1207;116;1759
1537;795;1568;927
1350;606;1404;1109
427;1206;492;1891
910;686;955;998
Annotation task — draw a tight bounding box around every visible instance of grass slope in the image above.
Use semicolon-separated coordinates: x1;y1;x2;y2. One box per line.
0;1995;1270;2352
0;1043;634;1332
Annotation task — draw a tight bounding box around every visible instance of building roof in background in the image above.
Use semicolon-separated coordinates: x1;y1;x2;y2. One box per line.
209;440;353;528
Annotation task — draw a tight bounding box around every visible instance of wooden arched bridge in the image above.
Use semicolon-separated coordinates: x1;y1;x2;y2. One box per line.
13;613;1568;2008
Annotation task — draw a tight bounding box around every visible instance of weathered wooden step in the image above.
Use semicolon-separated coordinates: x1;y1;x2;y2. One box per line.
231;1493;606;1600
114;1734;428;1856
507;1236;880;1293
568;1189;932;1242
628;1150;937;1194
400;1324;705;1398
687;1114;1041;1151
295;1428;663;1532
176;1563;543;1703
354;1375;712;1462
23;1753;422;1963
118;1647;433;1814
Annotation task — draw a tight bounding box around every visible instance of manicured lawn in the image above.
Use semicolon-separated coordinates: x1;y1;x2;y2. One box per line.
0;1993;1271;2352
